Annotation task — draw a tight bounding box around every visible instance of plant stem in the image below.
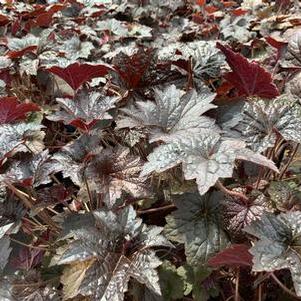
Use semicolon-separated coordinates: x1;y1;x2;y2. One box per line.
270;272;301;300
216;180;249;202
4;181;59;232
83;172;93;211
9;237;51;251
278;143;300;179
137;204;176;215
235;268;240;301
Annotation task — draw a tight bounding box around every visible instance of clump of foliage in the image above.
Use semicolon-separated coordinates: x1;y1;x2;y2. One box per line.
1;0;301;300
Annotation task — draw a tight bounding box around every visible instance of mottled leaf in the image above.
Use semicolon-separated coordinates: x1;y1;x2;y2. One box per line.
0;236;11;271
0;122;43;160
233;98;301;152
244;212;301;296
2;150;58;187
142;133;277;195
7;35;39;58
220;15;255;43
85;146;150;208
158;41;225;78
119;84;216;142
222;191;272;237
52;133;101;185
48;90;118;130
268;181;301;211
54;206;169;300
282;30;301;68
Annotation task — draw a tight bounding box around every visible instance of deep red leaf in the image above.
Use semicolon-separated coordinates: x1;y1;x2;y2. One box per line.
0;14;10;26
0;97;40;124
113;48;155;89
0;69;11;86
265;37;287;50
69;119;97;132
231;8;248;16
265;37;288;61
47;63;111;90
11;246;44;270
216;42;279;99
208;244;253;267
31;4;65;28
7;45;37;59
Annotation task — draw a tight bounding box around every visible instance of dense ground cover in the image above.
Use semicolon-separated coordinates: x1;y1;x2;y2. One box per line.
1;0;301;300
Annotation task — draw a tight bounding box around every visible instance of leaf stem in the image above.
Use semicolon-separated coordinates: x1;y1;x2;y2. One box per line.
235;268;240;301
278;143;299;180
9;237;51;251
270;272;301;300
216;180;248;202
137;204;176;215
4;181;60;232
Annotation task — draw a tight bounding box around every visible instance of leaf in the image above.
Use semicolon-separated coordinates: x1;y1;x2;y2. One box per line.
96;19;129;36
0;236;11;271
48;90;118;130
33;184;73;214
47;62;111;91
222;190;272;237
0;122;43;160
7;35;39;59
61;260;93;300
164;192;229;264
268;181;301;211
119;84;217;142
141;133;277;195
112;48;167;90
176;264;212;300
282;30;301;67
56;36;95;61
0;97;40;124
219;15;255;43
244;212;301;296
158;41;225;78
85;146;150;208
2;150;58;187
158;261;184;301
52;133;101;186
0;197;26;239
216;42;279;99
233;98;301;152
54;206;169;300
11;244;44;271
208;244;253;267
96;19;152;38
1;270;60;301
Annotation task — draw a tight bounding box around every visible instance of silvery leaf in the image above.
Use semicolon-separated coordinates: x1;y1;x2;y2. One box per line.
119;84;217;142
245;212;301;296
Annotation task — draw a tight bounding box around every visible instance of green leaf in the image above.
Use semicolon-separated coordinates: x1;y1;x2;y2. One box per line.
176;264;212;301
164;192;229;264
158;261;184;301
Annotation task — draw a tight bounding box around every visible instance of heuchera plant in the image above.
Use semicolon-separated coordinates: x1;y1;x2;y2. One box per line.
1;0;301;300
